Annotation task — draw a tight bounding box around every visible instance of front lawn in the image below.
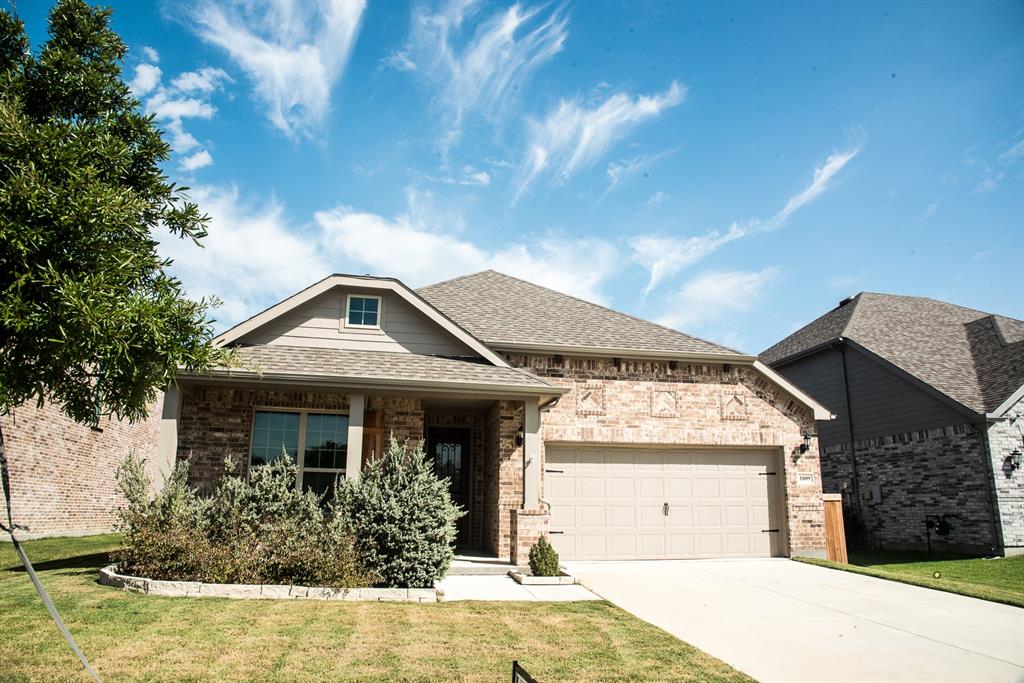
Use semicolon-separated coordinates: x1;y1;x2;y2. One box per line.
797;550;1024;608
1;535;751;682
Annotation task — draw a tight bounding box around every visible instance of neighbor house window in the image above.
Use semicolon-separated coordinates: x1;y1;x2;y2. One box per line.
250;409;349;497
346;295;381;328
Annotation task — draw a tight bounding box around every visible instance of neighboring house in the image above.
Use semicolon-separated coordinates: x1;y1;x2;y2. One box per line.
163;271;831;564
0;397;168;538
761;293;1024;556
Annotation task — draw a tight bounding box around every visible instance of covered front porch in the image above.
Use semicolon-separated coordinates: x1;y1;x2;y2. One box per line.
164;371;561;564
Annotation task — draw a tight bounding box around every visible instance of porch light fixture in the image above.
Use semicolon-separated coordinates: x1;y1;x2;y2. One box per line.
1007;449;1022;472
515;425;524;447
799;431;816;455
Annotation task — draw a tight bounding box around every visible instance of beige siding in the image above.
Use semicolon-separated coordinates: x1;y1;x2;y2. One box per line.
240;287;477;356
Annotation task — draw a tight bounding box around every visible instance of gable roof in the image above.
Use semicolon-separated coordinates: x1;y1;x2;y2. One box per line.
417;270;747;360
760;292;1024;416
213;274;509;368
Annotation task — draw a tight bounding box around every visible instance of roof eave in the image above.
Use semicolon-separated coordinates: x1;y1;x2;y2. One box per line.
752;360;835;421
986;383;1024;419
175;368;569;399
488;341;756;363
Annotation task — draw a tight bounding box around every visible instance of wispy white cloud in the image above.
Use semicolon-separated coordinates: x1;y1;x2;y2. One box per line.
316;191;619;303
158;184;331;327
631;146;859;294
657;268;781;331
604;149;674;195
402;0;568;152
516;81;686;200
923;201;940;219
631;223;750;296
427;165;492;187
185;0;366;138
645;191;670;208
998;139;1024;166
180;149;214;172
828;274;860;289
765;147;859;230
128;49;229;166
382;49;417;72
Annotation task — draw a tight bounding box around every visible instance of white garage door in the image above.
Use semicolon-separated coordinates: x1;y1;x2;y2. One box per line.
545;446;783;560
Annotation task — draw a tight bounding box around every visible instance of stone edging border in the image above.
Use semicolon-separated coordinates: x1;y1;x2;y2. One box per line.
98;565;438;603
509;570;577;585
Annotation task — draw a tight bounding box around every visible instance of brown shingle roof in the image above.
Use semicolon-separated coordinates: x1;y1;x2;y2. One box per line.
760;293;1024;414
200;345;559;392
417;270;741;357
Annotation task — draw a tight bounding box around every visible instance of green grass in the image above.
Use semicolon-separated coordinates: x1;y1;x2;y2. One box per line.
1;535;752;682
796;550;1024;608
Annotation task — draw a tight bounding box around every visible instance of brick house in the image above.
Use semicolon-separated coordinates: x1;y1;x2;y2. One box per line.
761;293;1024;556
5;270;833;562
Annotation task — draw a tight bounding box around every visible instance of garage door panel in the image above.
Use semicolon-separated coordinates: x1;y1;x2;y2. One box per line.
546;446;781;560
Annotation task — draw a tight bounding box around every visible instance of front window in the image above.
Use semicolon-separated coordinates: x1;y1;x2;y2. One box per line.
250;410;348;496
346;295;380;328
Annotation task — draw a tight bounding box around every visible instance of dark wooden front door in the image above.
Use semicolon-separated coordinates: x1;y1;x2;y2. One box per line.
428;427;471;545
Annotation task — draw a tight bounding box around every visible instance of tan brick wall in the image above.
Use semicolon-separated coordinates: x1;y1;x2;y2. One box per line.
0;396;164;538
510;508;549;566
504;354;827;557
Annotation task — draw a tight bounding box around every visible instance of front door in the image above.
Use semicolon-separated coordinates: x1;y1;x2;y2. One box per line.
427;428;471;545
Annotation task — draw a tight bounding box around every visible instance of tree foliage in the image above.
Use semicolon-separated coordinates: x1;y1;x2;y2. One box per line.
336;436;463;588
0;0;227;425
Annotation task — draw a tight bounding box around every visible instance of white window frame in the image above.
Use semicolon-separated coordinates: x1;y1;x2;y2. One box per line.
343;294;382;330
248;406;350;490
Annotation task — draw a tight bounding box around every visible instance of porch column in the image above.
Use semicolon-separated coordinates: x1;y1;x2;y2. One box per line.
523;396;541;509
346;393;365;481
156;384;181;484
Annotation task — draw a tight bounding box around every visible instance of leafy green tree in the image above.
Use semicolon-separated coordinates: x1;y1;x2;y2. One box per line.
0;1;230;677
0;0;226;427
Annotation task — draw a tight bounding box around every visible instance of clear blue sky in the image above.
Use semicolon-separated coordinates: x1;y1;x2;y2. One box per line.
21;0;1024;352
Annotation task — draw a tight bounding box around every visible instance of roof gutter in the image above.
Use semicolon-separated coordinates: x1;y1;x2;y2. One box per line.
175;369;569;400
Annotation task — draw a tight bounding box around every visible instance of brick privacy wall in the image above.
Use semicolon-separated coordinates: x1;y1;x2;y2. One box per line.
177;386;426;492
821;424;996;553
0;396;164;538
987;395;1024;554
504;354;827;557
425;413;485;548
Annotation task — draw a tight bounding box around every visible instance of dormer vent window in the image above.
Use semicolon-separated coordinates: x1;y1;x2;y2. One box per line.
346;295;381;328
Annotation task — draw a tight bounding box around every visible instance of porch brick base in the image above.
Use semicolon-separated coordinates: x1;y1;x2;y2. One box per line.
510;508;549;566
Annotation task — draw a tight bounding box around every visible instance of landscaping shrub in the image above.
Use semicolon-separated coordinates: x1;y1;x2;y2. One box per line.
115;453;375;587
529;536;561;576
335;436;463;588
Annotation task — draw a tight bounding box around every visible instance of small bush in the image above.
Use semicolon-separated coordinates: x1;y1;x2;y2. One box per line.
115;453;375;587
335;436;463;588
528;536;561;577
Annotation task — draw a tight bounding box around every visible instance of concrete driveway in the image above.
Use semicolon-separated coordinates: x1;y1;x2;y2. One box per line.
566;558;1024;683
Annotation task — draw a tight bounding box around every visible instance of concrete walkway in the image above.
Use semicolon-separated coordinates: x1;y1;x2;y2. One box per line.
436;575;599;602
567;558;1024;683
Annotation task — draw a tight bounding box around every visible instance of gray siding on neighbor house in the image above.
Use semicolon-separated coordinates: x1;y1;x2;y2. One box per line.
241;288;477;357
777;344;972;447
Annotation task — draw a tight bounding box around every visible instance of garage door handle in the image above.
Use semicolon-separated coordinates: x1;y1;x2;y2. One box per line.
545;469;564;474
762;529;780;533
548;531;564;535
663;502;669;516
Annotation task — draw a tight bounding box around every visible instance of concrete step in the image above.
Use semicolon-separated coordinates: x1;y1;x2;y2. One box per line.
448;553;519;576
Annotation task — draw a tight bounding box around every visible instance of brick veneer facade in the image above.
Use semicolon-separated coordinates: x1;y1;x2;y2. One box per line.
821;423;1003;554
502;354;828;558
0;396;165;538
176;386;428;491
986;396;1024;555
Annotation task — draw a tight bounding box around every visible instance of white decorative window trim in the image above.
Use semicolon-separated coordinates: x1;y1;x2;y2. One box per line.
343;294;383;330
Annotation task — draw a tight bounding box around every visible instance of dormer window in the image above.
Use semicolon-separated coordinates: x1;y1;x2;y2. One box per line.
346;294;381;328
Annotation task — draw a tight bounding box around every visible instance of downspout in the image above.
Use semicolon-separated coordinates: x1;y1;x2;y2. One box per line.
838;341;866;542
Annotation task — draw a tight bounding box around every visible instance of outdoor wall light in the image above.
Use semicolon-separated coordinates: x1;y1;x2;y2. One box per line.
515;425;524;447
799;431;816;454
1007;449;1022;471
